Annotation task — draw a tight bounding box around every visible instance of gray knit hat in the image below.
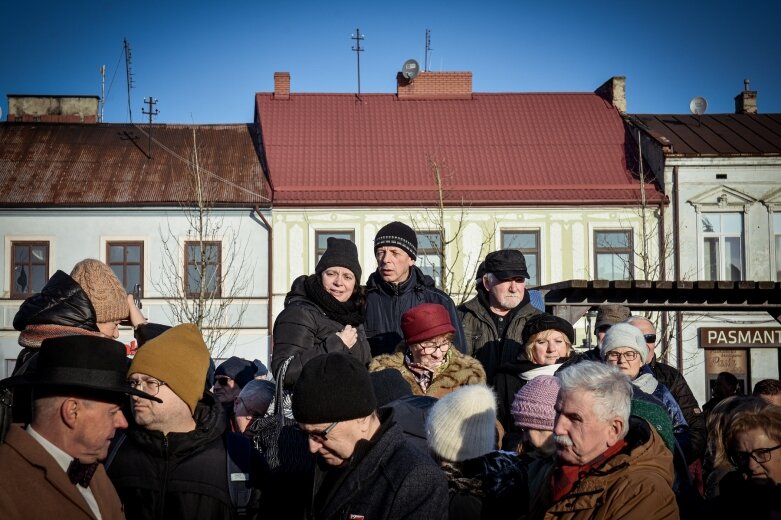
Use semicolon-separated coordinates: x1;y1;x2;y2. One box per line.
600;323;650;363
426;384;497;462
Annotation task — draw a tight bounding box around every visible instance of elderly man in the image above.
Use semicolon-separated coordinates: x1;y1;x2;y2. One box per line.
292;352;448;519
107;323;267;519
365;221;465;356
458;249;540;383
527;361;679;519
0;335;159;519
627;315;706;463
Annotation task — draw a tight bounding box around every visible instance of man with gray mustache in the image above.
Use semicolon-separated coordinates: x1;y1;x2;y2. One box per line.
527;361;679;519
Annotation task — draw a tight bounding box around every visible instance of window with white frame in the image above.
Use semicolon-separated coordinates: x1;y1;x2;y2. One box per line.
701;212;743;281
11;241;49;298
185;241;221;297
501;230;540;286
594;230;633;280
315;230;355;266
774;213;781;280
416;231;443;288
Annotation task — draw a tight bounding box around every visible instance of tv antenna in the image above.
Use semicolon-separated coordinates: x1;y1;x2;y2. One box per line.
351;28;365;97
142;97;159;159
424;29;432;72
402;59;420;80
124;38;135;122
99;65;106;123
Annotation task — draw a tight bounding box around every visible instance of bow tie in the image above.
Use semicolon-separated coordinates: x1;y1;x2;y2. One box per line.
67;459;99;488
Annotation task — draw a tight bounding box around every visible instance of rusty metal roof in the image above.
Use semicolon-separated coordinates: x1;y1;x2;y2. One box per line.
256;92;663;207
628;114;781;156
0;123;270;207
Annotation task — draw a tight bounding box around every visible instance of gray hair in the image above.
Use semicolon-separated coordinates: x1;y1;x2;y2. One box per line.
236;379;275;417
557;361;632;437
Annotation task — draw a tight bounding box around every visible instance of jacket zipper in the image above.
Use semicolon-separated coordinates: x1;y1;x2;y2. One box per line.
158;436;169;520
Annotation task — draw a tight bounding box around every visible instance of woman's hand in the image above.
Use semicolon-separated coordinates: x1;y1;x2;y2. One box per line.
336;324;358;348
127;294;147;329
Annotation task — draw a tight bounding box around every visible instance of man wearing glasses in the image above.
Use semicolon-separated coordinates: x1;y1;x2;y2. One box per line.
292;352;448;519
627;315;706;463
106;323;267;519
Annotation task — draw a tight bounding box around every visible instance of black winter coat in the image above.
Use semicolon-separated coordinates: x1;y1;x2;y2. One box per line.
365;266;465;356
107;393;267;520
13;270;99;333
271;275;371;387
308;409;449;520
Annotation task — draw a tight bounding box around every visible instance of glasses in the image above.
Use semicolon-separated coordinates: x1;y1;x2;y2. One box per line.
299;421;339;442
215;376;232;386
127;377;167;396
415;340;451;355
605;351;639;362
643;334;657;343
728;445;781;467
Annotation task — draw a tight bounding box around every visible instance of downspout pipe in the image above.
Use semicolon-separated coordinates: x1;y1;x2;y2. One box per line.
672;166;684;372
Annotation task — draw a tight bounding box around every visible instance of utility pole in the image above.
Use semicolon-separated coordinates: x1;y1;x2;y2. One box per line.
124;38;134;122
142;97;159;159
351;28;364;97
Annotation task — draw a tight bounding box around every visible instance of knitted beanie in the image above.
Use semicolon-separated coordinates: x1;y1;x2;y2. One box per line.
631;398;675;453
401;303;455;345
600;323;650;363
315;237;362;281
594;304;631;330
215;356;257;388
510;375;560;431
426;384;497;462
128;323;211;414
374;221;417;259
370;368;413;407
292;352;377;424
521;313;576;346
70;259;128;323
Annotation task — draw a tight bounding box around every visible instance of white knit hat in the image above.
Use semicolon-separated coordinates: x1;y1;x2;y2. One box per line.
426;384;497;462
600;322;650;363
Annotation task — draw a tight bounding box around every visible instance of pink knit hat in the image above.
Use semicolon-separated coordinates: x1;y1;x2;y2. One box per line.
511;375;560;431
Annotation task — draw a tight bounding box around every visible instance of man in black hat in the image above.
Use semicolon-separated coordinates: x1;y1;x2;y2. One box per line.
0;335;160;519
365;220;465;356
292;352;448;519
457;249;541;384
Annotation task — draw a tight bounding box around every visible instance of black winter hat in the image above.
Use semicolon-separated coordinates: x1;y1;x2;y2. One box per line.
521;313;576;346
215;356;257;389
315;237;362;282
292;352;377;424
374;221;417;260
370;368;412;407
484;249;529;280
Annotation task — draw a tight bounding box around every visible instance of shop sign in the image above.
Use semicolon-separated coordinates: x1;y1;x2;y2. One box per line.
699;327;781;348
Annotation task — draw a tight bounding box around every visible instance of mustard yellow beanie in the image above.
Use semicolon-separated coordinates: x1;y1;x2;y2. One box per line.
129;323;210;414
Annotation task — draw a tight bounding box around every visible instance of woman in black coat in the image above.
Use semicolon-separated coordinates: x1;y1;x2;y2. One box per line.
271;237;370;388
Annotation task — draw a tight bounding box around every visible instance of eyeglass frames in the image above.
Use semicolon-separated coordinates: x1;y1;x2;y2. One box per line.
728;444;781;467
415;340;451;355
214;376;233;386
605;350;639;362
299;421;339;442
127;377;168;396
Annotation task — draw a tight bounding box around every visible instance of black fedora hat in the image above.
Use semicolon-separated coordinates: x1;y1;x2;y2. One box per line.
1;335;161;402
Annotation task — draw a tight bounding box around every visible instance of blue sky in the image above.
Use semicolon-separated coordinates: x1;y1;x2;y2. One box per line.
2;0;779;123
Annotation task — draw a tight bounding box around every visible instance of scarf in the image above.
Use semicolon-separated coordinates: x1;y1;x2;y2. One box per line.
404;348;452;393
18;324;103;348
551;439;628;502
303;274;364;326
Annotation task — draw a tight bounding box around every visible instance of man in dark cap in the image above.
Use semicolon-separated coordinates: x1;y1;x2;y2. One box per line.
457;249;541;383
364;221;465;356
293;352;448;519
0;335;160;519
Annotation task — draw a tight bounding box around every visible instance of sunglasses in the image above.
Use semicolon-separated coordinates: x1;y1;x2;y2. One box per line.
643;334;657;343
214;376;232;386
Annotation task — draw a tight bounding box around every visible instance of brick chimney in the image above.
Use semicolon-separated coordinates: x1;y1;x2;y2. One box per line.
734;79;757;114
274;72;290;100
397;71;472;99
595;76;626;113
6;95;99;123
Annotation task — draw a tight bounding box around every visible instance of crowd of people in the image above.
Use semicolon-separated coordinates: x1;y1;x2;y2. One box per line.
0;221;779;519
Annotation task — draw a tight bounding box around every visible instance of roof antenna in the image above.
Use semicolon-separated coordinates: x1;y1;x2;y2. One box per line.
99;65;106;123
351;28;365;99
142;97;159;159
124;38;135;122
424;29;432;72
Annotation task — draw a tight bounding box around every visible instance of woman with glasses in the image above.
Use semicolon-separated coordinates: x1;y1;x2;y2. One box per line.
370;303;485;398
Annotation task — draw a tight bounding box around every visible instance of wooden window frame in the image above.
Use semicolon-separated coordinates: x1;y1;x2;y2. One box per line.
106;241;144;296
11;241;49;299
184;240;222;298
415;230;444;289
500;229;541;286
593;229;633;281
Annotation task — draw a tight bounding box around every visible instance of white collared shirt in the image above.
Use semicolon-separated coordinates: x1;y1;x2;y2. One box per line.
25;425;103;520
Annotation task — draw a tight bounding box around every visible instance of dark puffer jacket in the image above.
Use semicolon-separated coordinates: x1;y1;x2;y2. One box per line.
365;266;465;356
107;393;267;520
443;450;529;520
271;275;371;388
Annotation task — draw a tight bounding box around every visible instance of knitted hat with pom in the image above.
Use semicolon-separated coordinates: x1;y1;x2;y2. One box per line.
426;384;497;462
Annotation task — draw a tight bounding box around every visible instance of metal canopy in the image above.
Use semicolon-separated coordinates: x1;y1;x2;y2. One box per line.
537;279;781;325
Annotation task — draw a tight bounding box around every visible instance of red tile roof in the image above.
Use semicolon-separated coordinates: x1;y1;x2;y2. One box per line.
256;92;663;206
0;123;270;207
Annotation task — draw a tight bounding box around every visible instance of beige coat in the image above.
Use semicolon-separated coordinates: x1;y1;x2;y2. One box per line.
0;425;125;520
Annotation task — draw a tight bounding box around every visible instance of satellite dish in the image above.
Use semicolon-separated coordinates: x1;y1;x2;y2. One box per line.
402;59;420;80
690;96;708;115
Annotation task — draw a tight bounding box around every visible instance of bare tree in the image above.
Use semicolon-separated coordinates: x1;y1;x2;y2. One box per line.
153;129;254;357
409;156;496;306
